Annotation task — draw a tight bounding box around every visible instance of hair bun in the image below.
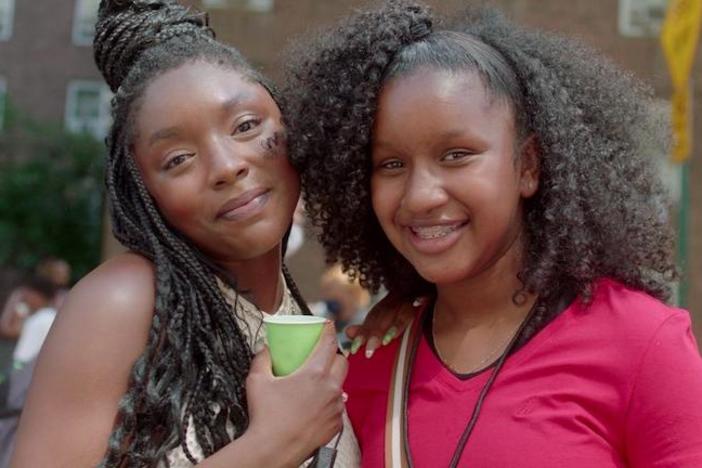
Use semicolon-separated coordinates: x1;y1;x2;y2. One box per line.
381;1;433;46
409;16;432;41
94;0;212;92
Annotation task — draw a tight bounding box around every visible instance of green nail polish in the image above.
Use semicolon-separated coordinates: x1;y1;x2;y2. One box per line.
350;337;362;354
382;327;398;346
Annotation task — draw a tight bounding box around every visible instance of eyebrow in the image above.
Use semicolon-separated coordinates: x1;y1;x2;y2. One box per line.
221;92;253;114
146;92;255;148
373;129;472;149
148;127;181;148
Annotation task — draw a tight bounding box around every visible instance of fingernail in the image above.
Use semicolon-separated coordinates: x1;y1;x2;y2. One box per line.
382;326;398;346
350;336;364;355
342;392;349;403
365;337;380;359
412;298;424;307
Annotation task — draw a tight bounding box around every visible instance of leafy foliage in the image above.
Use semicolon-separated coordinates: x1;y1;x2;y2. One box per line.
0;105;105;280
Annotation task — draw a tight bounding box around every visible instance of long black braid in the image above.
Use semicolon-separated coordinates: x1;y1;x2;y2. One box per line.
94;1;306;465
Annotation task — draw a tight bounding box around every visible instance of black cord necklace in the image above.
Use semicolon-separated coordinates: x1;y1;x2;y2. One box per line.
402;299;539;468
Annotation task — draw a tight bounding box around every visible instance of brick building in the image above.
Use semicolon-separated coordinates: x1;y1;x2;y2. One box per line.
1;1;700;340
0;0;109;139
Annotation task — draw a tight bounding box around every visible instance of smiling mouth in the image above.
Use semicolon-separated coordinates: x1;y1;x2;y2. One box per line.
409;222;467;239
217;188;271;221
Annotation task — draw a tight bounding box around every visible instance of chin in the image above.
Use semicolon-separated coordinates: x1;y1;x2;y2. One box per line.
413;264;472;286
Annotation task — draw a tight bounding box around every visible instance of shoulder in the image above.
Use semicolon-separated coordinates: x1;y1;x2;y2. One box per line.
68;252;156;312
345;337;400;393
541;279;694;375
39;251;156;365
11;253;158;465
34;252;157;384
572;278;688;340
50;252;156;357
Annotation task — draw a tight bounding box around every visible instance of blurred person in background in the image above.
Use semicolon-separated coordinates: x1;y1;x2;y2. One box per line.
0;276;55;342
9;257;73;365
0;256;70;342
310;265;371;350
34;257;72;311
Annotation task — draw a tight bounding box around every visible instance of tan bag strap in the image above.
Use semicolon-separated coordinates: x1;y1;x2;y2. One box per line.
384;315;423;468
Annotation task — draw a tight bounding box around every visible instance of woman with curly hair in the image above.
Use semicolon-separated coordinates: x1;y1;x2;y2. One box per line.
10;1;363;466
283;1;702;466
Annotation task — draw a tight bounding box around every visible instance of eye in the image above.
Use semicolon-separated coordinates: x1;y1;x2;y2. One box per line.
442;150;472;162
233;117;262;135
164;153;194;171
375;159;404;171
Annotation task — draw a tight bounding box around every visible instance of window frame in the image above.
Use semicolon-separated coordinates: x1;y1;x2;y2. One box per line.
618;0;668;38
72;0;100;46
64;80;112;140
201;0;274;12
0;0;16;41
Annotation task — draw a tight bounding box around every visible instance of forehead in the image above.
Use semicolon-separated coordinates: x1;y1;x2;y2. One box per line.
378;68;505;116
373;69;514;138
139;61;260;111
132;61;274;142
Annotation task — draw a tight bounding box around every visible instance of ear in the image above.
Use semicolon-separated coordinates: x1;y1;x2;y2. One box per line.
518;134;540;198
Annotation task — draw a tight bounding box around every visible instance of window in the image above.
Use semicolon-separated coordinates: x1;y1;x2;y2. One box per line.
618;0;668;37
202;0;274;13
72;0;100;46
65;81;112;140
0;77;6;130
0;0;15;41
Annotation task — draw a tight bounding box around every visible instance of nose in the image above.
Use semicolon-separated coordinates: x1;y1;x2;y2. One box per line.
207;138;249;189
401;164;449;215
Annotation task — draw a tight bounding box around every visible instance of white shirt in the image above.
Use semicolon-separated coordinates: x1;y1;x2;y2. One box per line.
13;307;56;363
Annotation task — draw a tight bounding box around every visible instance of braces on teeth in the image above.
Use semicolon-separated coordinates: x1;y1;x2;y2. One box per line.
412;224;460;239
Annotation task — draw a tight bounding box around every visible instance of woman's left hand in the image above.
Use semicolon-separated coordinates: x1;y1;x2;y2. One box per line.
345;293;426;358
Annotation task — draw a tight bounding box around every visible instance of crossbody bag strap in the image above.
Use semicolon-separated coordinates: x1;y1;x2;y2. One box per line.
384;312;424;468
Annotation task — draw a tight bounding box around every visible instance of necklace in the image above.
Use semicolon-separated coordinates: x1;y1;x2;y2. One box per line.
431;306;525;375
399;299;539;468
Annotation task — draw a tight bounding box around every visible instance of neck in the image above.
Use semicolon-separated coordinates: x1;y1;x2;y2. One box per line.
215;246;284;313
434;235;533;332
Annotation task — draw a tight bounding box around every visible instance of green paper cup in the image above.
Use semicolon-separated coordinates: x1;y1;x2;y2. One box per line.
263;315;327;376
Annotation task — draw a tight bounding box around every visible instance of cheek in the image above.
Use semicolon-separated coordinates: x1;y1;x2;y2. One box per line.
277;158;301;201
149;180;205;232
267;156;301;217
371;179;406;249
259;129;288;160
370;177;393;221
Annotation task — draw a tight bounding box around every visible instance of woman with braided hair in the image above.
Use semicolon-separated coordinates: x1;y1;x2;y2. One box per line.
10;1;363;466
283;1;702;466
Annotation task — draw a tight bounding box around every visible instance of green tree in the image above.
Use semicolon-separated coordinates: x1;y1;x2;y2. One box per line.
0;105;105;280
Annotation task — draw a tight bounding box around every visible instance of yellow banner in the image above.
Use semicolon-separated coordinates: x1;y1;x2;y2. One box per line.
661;0;702;162
671;84;691;162
661;0;702;89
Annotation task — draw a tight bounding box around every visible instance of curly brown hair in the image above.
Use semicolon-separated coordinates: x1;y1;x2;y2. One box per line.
282;0;676;316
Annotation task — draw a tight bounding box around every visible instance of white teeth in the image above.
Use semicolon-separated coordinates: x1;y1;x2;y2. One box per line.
411;224;461;239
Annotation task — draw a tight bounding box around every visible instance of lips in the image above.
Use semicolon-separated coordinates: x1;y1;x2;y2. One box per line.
216;187;270;220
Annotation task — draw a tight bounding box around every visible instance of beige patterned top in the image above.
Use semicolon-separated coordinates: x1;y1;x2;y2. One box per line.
164;277;360;467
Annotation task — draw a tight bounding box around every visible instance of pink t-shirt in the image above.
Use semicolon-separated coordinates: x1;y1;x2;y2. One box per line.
345;279;702;467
